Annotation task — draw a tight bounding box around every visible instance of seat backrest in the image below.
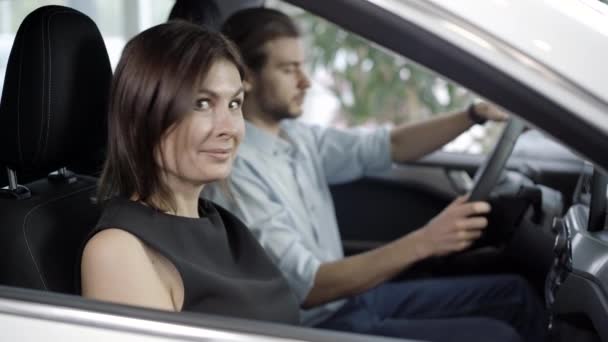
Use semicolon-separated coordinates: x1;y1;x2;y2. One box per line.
215;0;265;23
0;5;111;294
169;0;223;31
168;0;264;29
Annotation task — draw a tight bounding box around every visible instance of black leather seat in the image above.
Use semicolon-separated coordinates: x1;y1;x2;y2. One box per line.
0;5;111;294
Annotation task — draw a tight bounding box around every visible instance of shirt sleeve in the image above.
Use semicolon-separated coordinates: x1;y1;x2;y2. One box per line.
308;124;392;185
202;170;321;304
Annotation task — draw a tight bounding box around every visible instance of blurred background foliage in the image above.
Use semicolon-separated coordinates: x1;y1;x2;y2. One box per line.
267;0;502;153
301;14;473;126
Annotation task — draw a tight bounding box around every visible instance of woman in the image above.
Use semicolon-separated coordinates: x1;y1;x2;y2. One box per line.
79;21;299;324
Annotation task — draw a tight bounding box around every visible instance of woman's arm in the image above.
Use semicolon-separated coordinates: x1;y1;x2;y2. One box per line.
81;228;176;311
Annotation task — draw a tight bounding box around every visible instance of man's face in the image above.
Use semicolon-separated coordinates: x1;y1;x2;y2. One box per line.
250;37;311;121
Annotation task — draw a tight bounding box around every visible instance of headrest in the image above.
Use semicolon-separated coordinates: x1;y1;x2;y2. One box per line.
0;5;111;174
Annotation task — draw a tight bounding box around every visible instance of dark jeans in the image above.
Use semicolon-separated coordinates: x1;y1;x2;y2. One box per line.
316;275;546;342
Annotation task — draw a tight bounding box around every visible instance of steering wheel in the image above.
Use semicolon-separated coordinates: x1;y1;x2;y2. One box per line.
468;117;526;202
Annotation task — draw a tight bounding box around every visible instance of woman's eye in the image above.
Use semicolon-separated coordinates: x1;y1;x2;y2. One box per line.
229;99;242;110
194;99;211;111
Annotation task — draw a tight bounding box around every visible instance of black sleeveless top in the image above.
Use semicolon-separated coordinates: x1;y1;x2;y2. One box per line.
81;197;300;324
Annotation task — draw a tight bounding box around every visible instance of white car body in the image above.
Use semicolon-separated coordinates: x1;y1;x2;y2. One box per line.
370;0;608;135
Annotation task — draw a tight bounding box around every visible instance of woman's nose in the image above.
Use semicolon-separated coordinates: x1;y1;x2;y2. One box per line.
215;108;240;137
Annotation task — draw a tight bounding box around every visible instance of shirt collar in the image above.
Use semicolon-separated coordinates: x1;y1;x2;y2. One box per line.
243;121;293;157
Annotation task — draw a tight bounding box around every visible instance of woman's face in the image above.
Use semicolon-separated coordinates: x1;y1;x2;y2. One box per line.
157;59;245;188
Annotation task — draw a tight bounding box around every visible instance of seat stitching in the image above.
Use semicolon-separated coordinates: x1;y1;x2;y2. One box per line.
34;12;50;161
44;13;52;159
22;183;97;290
15;19;33;166
34;10;74;162
34;14;46;161
42;12;62;159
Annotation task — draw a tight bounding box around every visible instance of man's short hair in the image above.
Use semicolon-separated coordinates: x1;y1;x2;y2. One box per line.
222;8;300;73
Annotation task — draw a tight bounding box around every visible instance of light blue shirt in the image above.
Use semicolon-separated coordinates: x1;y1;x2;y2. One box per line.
202;120;392;326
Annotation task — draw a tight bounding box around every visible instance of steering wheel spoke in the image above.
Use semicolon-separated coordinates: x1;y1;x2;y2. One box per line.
468;117;526;201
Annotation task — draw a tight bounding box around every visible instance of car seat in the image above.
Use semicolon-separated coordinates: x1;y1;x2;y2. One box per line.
0;5;111;294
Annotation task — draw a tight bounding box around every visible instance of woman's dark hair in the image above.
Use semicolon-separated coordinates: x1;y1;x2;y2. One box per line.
98;21;245;211
168;0;221;31
222;8;300;74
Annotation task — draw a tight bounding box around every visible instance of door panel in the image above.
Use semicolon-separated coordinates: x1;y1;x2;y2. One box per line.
331;163;455;255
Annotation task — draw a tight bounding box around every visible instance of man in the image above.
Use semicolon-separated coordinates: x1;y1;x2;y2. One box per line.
203;8;545;342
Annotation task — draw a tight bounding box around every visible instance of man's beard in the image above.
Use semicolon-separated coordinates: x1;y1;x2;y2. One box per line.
260;96;301;122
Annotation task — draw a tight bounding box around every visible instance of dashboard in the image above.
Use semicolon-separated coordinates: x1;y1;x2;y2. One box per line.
547;165;608;340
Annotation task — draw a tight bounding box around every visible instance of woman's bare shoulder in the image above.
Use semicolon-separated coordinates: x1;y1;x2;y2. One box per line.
81;228;175;310
82;228;145;263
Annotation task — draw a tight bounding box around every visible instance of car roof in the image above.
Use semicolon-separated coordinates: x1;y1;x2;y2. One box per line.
364;0;608;136
429;0;608;104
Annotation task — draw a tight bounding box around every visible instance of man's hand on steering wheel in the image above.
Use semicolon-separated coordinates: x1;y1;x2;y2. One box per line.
468;102;510;124
414;195;492;258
